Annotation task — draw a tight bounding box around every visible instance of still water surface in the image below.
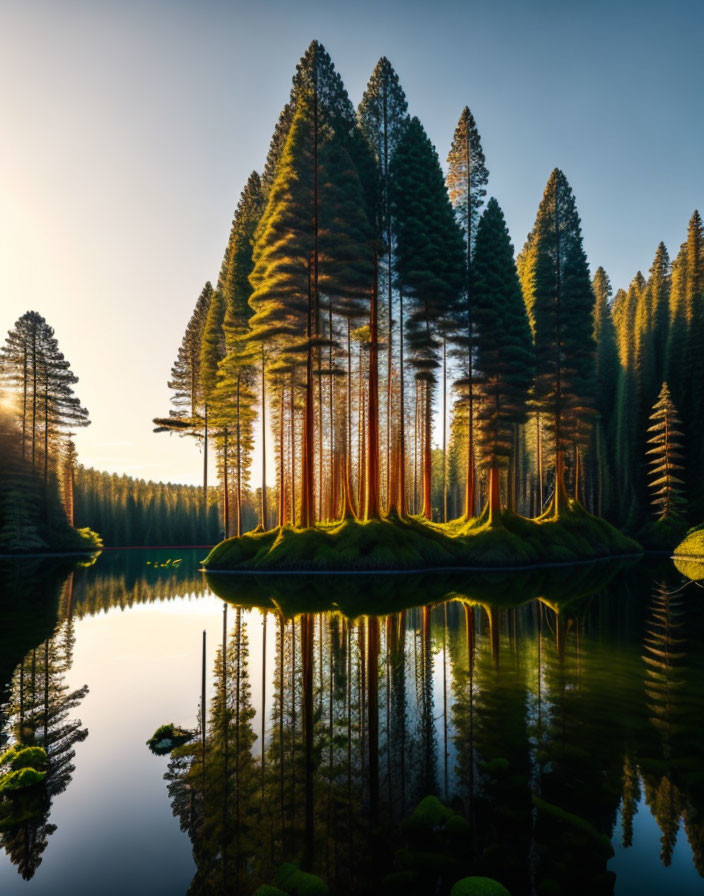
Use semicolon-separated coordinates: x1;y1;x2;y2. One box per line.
0;550;703;895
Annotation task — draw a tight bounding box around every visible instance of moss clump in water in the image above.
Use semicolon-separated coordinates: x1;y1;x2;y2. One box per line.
274;863;329;896
203;503;641;573
147;723;193;755
451;878;512;896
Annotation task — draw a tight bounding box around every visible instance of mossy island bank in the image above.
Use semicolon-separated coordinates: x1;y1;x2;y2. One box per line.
202;502;641;574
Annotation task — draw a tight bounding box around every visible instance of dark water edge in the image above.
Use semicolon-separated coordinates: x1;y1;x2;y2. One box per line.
1;550;703;895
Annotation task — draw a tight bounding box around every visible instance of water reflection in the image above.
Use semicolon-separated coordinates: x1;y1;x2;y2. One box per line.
0;554;702;894
0;563;88;880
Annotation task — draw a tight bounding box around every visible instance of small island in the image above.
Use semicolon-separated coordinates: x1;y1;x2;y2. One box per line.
203;503;640;573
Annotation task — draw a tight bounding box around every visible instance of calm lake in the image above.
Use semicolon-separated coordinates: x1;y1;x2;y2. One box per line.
0;550;703;895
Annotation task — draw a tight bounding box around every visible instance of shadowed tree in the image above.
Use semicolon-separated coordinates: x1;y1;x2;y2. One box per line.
471;199;533;523
391;117;465;519
446;106;489;520
522;170;596;515
154;282;213;520
358;57;409;512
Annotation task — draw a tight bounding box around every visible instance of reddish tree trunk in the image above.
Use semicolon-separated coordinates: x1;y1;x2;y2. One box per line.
422;380;432;519
488;459;501;524
223;428;230;538
366;260;380;520
301;326;315;527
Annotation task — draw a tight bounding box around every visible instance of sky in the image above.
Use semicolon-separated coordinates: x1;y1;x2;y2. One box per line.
1;0;702;486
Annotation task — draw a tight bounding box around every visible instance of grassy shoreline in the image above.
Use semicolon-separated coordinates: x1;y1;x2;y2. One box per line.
203;502;642;573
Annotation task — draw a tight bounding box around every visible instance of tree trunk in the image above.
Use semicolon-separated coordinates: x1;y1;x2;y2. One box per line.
488;458;501;525
301;267;315;529
391;289;406;516
365;258;380;520
343;321;357;518
301;613;315;870
236;377;242;537
279;386;285;527
367;616;379;823
422;380;432;519
442;338;448;522
223;428;230;538
290;371;296;525
203;400;209;523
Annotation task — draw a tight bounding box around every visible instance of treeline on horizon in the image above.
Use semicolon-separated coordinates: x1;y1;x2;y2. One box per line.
156;40;700;544
73;468;233;547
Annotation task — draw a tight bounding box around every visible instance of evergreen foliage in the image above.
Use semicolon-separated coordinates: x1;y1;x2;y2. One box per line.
471;199;533;520
646;383;686;521
521;170;596;514
391;117;466;517
73;467;224;546
446;106;489;520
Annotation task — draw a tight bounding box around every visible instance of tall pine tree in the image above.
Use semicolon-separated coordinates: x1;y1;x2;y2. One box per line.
471;199;533;522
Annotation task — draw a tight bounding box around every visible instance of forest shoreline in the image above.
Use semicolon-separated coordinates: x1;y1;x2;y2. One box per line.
202;552;644;576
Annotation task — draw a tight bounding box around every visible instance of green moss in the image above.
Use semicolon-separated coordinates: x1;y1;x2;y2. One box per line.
203;504;641;574
0;767;46;793
275;863;329;896
674;527;704;580
450;877;511;896
7;747;47;772
146;722;193;754
252;888;288;896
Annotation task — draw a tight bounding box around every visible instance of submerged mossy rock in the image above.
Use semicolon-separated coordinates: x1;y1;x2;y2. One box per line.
0;744;48;795
451;877;511;896
0;767;46;794
203;504;640;574
274;863;329;896
146;723;193;755
4;746;48;772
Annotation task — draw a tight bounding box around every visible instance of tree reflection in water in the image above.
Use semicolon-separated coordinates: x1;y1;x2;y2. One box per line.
2;554;703;894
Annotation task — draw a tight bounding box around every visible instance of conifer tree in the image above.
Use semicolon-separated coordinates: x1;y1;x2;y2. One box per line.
471;199;533;522
215;173;264;536
249;80;373;527
646;382;686;520
358;58;409;511
391;117;466;518
523;170;596;515
154;282;213;511
0;312;89;495
591;267;619;516
645;243;671;385
446;107;489;519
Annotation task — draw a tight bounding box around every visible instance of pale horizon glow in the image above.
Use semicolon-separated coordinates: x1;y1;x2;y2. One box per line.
1;0;702;486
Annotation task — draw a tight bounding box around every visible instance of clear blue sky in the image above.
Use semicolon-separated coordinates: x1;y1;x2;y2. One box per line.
1;0;702;484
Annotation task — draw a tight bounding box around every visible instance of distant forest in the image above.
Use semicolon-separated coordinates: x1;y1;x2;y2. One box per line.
73;469;234;547
1;41;702;551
